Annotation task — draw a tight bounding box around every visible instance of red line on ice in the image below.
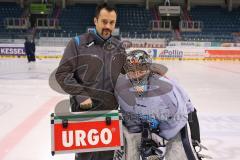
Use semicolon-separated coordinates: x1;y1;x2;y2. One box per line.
0;96;61;159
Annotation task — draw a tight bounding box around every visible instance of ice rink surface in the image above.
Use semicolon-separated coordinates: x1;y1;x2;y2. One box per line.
0;58;240;160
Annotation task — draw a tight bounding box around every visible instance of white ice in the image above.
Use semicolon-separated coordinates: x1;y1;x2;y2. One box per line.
0;58;240;160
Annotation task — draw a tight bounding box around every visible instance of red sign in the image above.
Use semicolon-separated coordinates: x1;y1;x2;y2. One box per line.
53;120;122;152
206;50;240;58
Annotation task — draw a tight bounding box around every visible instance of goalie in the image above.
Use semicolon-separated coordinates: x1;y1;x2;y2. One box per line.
114;50;211;160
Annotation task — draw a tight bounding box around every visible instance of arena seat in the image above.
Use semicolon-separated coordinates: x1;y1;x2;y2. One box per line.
181;6;240;42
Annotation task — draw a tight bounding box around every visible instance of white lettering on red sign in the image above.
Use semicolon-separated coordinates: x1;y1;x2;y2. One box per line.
62;128;113;147
75;130;87;146
88;129;99;145
62;131;73;147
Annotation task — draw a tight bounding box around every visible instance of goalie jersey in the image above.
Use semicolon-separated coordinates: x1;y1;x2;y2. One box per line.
115;74;195;140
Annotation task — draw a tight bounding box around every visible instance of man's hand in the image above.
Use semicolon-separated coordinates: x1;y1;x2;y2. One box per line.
134;86;144;95
80;98;93;110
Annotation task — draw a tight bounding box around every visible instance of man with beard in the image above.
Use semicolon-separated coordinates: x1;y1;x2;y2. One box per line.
55;3;126;160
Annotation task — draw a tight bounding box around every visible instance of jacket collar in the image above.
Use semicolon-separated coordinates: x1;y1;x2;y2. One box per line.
89;28;112;45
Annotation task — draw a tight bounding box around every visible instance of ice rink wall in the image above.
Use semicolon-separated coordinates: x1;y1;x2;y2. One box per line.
0;40;240;60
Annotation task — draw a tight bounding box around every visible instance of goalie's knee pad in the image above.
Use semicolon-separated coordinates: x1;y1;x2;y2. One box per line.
114;124;211;160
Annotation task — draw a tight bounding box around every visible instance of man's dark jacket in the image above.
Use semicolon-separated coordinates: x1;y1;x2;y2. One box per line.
55;32;126;111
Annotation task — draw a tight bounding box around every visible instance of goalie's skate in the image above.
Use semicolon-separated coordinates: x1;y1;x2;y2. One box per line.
193;140;212;159
193;140;208;152
197;153;213;159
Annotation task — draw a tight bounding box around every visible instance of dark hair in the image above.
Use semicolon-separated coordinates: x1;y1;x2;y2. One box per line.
95;3;117;18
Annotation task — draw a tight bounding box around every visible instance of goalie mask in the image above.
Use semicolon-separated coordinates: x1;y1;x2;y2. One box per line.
124;50;152;88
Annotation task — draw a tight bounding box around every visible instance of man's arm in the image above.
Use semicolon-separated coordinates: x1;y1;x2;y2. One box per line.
55;39;90;97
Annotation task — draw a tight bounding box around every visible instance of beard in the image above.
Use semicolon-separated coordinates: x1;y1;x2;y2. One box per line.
101;29;112;39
